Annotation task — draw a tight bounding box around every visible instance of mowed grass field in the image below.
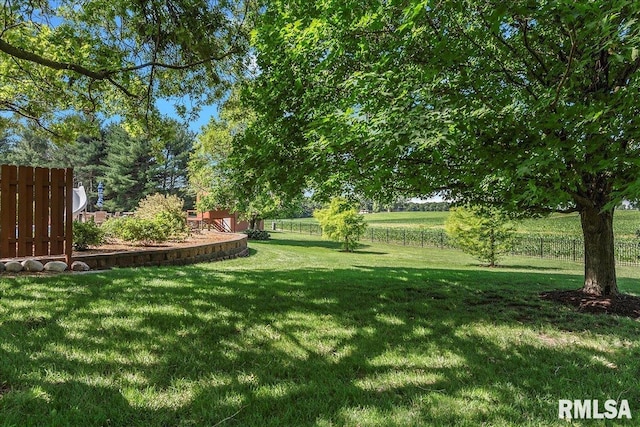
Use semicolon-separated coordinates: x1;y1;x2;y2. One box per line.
283;210;640;238
1;232;639;426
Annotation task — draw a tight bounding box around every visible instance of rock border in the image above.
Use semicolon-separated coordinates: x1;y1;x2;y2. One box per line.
0;233;248;274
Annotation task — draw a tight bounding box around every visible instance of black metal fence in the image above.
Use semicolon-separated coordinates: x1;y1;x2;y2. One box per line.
271;220;640;266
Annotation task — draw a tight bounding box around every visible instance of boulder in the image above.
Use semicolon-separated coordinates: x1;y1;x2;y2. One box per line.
0;262;4;273
22;259;44;272
71;261;90;272
5;261;23;273
44;261;68;272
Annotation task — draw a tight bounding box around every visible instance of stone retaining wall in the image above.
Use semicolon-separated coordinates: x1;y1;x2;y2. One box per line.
1;234;248;271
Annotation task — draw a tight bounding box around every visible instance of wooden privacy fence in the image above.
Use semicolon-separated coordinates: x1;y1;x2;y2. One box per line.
0;165;73;264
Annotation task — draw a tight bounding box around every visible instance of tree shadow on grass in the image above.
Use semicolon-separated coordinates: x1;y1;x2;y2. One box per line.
349;250;389;255
493;264;565;272
0;264;638;426
261;237;343;251
260;238;387;255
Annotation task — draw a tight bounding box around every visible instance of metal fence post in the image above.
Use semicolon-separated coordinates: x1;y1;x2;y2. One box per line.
540;237;544;258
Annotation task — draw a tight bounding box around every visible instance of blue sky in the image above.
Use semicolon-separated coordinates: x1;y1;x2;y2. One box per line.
156;99;219;134
188;105;218;133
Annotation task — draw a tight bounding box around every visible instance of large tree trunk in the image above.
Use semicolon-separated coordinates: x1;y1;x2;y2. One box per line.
580;206;618;296
249;214;258;230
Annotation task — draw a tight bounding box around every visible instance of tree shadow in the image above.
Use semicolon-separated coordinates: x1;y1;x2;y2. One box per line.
349;250;388;255
494;264;565;271
260;238;387;255
0;263;638;425
261;237;343;250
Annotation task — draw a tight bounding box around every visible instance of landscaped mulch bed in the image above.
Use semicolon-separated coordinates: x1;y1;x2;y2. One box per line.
540;289;640;320
76;230;233;256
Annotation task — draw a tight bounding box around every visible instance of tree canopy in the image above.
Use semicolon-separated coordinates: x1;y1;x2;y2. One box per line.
0;0;254;138
233;0;640;295
189;91;301;226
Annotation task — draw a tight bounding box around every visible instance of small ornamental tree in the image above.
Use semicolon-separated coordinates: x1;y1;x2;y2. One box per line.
314;197;367;252
135;193;187;240
445;206;517;267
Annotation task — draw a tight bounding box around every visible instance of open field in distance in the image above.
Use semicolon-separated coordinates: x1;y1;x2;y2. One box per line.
280;211;640;239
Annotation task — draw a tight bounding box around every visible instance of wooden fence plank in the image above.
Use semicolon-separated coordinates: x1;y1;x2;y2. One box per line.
0;165;18;258
17;166;35;256
34;167;50;256
64;168;73;265
50;168;64;255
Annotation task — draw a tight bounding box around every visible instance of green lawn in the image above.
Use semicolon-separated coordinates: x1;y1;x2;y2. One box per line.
1;232;639;426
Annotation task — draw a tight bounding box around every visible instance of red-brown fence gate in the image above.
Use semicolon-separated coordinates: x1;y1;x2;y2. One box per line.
0;165;73;264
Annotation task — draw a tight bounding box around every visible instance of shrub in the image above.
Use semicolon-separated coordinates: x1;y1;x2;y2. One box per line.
314;197;367;252
100;217;125;240
72;219;105;251
102;217;168;246
243;229;271;240
135;193;187;239
136;193;184;219
153;210;188;240
445;205;517;267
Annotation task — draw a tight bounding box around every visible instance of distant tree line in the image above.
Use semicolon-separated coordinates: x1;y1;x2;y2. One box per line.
0;121;194;213
358;198;450;214
289;197;450;219
380;201;451;213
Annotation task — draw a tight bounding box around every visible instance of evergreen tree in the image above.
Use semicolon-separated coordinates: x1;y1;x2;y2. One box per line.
51;134;109;210
101;124;156;212
5;127;53;167
0;128;11;158
153;121;195;207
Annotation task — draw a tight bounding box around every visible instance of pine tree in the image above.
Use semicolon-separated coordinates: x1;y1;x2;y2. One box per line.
5;127;53;167
153;121;194;207
101;124;156;212
50;134;108;210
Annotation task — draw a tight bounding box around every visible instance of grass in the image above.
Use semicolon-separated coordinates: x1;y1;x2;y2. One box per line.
280;210;640;238
1;232;639;426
